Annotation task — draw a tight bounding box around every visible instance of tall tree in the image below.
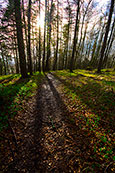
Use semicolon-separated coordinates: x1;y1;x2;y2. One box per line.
78;0;92;49
64;0;72;69
22;0;28;59
70;0;80;72
103;16;115;67
53;0;59;70
97;0;114;73
38;0;41;72
45;0;54;71
42;0;47;72
14;0;28;78
27;0;32;75
0;43;6;75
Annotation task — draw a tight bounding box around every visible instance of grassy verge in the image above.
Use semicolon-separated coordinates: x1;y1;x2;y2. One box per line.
53;69;115;171
0;72;44;131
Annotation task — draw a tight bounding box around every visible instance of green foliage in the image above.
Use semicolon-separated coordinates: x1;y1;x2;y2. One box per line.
0;72;44;131
53;69;115;164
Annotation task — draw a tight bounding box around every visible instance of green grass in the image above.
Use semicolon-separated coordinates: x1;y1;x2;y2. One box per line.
53;69;115;165
0;72;44;131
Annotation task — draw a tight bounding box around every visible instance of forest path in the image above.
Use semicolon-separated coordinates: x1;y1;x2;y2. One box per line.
10;73;86;172
34;73;77;172
34;73;81;172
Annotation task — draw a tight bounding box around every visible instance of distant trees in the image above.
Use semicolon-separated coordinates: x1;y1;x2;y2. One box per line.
0;0;115;76
97;0;115;73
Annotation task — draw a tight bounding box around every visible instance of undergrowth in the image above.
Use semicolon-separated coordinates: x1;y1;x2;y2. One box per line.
53;69;115;171
0;72;44;131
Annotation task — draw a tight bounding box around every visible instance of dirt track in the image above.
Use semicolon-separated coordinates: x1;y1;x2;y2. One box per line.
6;74;95;172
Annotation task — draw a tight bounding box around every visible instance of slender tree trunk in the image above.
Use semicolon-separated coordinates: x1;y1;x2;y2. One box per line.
97;0;114;73
103;16;115;67
53;0;59;71
27;0;32;75
0;58;2;75
14;0;28;78
70;0;80;72
6;56;10;74
58;13;63;70
35;26;39;71
78;0;92;50
103;31;115;68
42;0;47;72
22;0;28;59
95;22;105;63
65;25;70;69
65;0;71;69
80;22;88;57
90;36;98;67
38;0;41;72
0;46;6;75
13;23;20;74
15;44;20;73
46;0;53;71
87;42;91;60
32;19;36;72
65;21;71;69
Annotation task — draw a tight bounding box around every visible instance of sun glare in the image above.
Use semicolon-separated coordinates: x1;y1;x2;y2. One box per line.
37;13;44;29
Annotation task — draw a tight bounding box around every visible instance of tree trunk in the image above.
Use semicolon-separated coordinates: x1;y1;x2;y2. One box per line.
38;0;41;72
14;0;28;78
42;0;47;72
1;46;6;75
90;35;98;67
80;22;88;57
13;20;20;74
0;58;2;75
27;0;32;75
6;56;10;74
53;0;59;71
95;21;105;63
46;0;53;71
103;16;115;67
78;0;92;50
22;0;28;59
65;0;71;69
70;0;80;72
15;40;20;74
97;0;114;73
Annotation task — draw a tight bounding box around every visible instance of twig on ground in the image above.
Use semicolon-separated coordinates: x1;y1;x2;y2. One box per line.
104;162;114;173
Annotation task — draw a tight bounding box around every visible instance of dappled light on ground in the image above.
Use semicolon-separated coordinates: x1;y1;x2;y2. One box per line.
0;70;115;172
52;70;115;169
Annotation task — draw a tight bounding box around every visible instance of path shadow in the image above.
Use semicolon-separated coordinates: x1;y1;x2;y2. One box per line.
2;73;45;172
0;77;30;172
52;73;115;129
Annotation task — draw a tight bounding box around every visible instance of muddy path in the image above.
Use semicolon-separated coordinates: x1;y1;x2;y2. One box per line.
7;73;95;172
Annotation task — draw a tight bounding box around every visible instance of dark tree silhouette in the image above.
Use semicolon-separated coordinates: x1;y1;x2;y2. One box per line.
14;0;28;78
97;0;114;73
70;0;80;72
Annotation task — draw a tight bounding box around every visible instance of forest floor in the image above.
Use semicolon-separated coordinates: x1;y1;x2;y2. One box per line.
0;70;115;172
